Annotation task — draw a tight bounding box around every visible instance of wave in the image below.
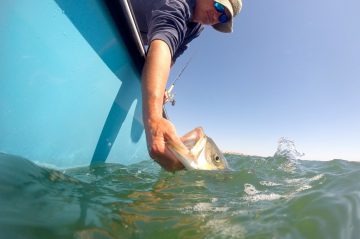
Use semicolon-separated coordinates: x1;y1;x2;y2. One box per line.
1;149;360;238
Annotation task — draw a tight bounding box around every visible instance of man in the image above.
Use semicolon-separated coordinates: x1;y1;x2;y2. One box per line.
130;0;242;171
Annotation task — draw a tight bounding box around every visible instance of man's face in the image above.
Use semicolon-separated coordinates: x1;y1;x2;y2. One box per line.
193;0;230;25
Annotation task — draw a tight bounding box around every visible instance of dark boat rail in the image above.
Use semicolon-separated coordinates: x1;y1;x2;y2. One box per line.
105;0;146;73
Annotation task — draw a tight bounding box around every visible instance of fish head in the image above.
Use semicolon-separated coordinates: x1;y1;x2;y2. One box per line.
202;136;229;170
168;128;229;170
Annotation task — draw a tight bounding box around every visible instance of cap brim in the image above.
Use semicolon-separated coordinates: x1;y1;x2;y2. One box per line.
212;0;234;33
212;19;233;33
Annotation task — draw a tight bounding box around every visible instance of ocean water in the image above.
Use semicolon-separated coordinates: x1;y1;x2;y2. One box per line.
1;142;360;239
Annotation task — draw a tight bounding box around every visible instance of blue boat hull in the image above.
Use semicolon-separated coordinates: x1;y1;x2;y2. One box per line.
0;0;149;168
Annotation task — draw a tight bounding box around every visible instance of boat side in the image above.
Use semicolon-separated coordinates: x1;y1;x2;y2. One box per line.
0;0;149;168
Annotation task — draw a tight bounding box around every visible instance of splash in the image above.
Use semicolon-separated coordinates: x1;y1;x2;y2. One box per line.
243;183;283;202
274;137;305;161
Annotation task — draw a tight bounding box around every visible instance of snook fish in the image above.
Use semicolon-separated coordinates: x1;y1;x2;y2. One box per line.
168;128;229;170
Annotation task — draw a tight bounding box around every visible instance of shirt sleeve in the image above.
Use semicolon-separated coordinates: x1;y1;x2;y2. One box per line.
172;22;203;63
147;0;191;58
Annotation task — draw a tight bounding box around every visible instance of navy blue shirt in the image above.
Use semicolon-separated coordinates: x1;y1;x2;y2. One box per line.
130;0;204;62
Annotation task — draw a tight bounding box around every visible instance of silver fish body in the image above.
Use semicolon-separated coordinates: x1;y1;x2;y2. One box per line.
168;128;229;170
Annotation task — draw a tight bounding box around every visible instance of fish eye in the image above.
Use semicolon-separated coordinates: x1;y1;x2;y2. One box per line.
214;155;221;163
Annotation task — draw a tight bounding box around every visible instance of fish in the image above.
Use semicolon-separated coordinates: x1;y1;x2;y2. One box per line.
168;127;229;170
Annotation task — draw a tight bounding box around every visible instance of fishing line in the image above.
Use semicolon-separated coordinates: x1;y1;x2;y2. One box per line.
168;53;196;93
163;51;198;119
165;51;197;106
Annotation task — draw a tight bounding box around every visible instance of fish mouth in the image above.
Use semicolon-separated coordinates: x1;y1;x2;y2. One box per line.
167;140;189;156
190;136;207;157
168;136;206;161
167;128;229;170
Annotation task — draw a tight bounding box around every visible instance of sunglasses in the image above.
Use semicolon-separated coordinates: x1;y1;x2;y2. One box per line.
213;2;229;23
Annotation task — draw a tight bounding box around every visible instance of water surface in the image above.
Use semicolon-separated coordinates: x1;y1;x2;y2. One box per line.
1;149;360;239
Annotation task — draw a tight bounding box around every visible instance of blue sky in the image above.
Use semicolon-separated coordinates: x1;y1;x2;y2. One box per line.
166;0;360;161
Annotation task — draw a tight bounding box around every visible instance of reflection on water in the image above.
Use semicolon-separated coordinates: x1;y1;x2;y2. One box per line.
1;151;360;239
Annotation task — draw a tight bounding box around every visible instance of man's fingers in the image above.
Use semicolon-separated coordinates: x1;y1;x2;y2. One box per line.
165;130;188;154
144;117;186;172
152;148;185;172
163;91;170;104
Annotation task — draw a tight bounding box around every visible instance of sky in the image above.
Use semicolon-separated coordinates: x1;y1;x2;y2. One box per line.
165;0;360;161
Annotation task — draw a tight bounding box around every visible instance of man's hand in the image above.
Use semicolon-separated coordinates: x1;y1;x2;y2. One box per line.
141;40;185;171
163;90;170;104
144;117;185;172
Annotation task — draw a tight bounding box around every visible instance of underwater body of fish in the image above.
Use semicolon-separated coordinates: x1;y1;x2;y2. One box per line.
168;127;229;170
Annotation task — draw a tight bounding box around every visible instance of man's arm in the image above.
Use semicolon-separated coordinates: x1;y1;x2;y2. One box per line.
142;39;186;172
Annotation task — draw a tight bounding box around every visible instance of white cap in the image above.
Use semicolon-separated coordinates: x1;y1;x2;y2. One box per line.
212;0;243;33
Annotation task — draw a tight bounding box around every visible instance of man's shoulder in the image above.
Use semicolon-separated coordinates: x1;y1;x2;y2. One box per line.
188;22;204;34
151;0;196;11
131;0;196;16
